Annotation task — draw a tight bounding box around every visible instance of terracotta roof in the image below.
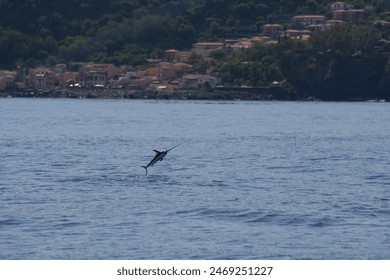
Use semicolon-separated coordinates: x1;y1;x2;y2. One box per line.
263;24;283;27
293;15;326;19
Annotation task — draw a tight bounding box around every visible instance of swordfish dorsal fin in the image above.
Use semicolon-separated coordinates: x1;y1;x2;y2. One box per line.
142;144;180;175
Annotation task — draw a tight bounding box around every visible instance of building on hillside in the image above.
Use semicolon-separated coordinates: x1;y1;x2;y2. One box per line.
333;9;346;20
173;63;192;77
307;20;345;32
330;2;353;11
333;9;365;21
192;42;225;58
262;24;284;37
157;62;176;81
374;39;390;53
78;64;107;87
227;36;275;51
77;63;121;87
228;39;254;51
156;62;192;81
14;66;27;89
54;64;68;73
283;29;311;40
345;9;365;21
179;74;221;89
164;49;180;62
374;20;390;28
163;49;193;63
28;68;56;91
325;19;345;28
146;59;162;66
49;64;79;88
115;71;152;89
330;1;365;22
0;70;16;90
307;24;327;32
177;51;192;63
60;72;80;87
292;15;326;28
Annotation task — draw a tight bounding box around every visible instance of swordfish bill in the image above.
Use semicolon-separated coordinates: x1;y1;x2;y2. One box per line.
141;144;180;175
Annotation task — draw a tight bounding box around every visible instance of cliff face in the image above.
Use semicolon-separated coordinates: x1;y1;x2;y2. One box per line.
285;55;389;100
319;56;388;100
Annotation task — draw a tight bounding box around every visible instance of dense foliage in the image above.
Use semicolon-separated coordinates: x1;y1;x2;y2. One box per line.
214;24;381;84
0;0;386;68
1;0;389;99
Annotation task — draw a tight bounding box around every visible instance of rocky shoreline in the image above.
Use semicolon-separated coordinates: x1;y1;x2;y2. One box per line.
1;86;304;101
3;87;386;101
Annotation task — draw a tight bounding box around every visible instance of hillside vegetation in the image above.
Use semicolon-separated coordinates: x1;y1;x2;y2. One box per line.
0;0;385;67
1;0;390;100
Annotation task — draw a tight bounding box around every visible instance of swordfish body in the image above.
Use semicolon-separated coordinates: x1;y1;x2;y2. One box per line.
141;144;180;175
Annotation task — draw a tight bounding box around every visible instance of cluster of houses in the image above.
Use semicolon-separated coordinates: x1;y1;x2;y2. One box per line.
1;45;226;92
1;2;388;92
262;2;378;41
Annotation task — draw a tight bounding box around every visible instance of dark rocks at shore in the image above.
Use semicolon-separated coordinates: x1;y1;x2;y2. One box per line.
1;87;302;101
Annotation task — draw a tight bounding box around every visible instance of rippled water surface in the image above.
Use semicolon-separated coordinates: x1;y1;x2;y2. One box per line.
0;98;389;259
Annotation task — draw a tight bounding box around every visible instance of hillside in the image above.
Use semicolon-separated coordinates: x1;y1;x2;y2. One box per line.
1;0;390;100
0;0;384;68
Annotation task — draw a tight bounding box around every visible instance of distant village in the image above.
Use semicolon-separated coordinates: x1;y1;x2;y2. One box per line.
1;2;390;94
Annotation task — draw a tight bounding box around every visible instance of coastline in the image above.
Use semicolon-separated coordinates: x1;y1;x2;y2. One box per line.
0;87;386;102
0;87;315;101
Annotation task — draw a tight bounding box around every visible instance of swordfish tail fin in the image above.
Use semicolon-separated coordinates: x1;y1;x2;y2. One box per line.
141;166;148;175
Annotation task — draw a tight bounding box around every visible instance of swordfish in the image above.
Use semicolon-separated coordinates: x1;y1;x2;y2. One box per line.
141;144;180;175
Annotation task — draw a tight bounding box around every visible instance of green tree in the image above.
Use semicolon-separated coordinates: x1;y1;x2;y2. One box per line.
310;24;380;55
58;36;94;61
133;15;167;46
232;3;251;20
0;29;29;67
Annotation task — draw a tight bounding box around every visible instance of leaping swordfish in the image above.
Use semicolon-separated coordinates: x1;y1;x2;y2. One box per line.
141;144;180;175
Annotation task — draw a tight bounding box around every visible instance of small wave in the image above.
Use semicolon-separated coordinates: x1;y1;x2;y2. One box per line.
211;180;229;187
175;207;312;226
175;208;315;225
0;219;22;227
51;221;88;230
266;165;306;171
56;176;89;183
246;213;279;223
51;163;68;167
246;212;310;226
375;209;390;216
175;207;206;215
176;207;262;220
307;155;345;162
309;216;346;227
349;205;378;217
203;209;263;220
366;173;388;178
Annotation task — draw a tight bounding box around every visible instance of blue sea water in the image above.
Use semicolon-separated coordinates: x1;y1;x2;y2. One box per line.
0;98;389;260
